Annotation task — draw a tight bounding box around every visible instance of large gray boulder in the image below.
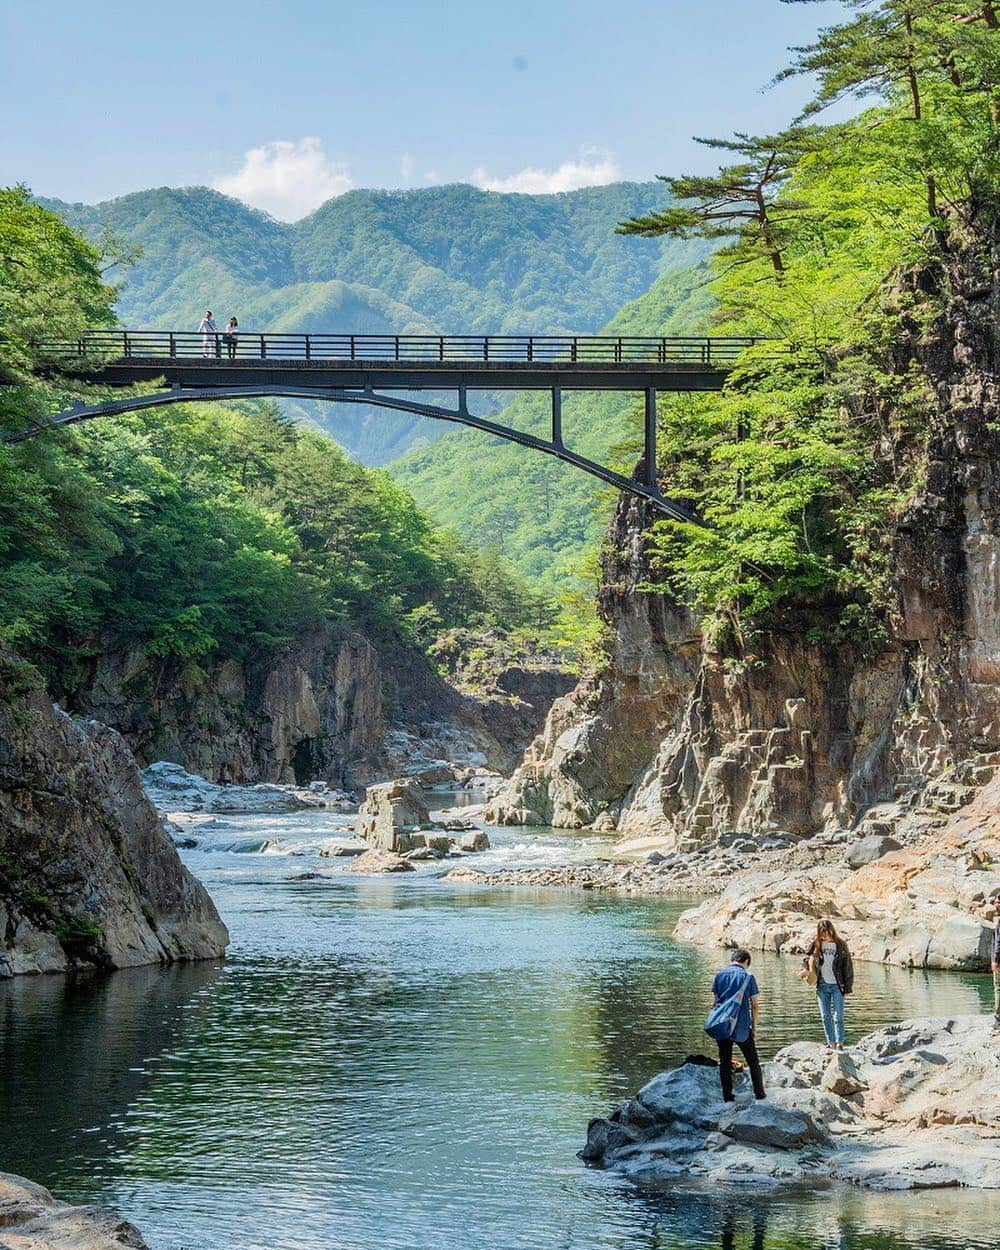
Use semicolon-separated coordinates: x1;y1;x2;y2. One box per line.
846;834;902;869
581;1016;1000;1190
358;779;431;852
718;1102;830;1149
347;849;416;874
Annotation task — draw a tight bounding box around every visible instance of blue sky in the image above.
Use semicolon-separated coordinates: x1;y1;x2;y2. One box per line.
1;0;846;219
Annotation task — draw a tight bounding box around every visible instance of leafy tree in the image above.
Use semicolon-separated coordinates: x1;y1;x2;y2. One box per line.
618;130;821;278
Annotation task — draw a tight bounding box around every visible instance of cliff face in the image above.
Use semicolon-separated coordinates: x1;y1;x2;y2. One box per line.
64;624;569;787
0;649;229;977
491;207;1000;841
67;625;384;787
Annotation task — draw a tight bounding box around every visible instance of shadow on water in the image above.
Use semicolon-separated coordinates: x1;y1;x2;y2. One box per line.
0;960;223;1181
587;1184;999;1250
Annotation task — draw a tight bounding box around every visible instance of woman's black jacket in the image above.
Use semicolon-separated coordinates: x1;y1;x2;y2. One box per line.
810;938;854;994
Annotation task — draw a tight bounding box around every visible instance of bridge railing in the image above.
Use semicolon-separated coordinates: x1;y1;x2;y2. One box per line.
34;330;762;368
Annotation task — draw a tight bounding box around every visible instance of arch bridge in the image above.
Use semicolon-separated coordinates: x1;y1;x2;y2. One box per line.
4;330;759;524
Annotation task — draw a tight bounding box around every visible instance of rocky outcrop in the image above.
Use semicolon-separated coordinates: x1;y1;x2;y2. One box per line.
67;625;383;788
0;650;228;978
0;1173;148;1249
581;1016;1000;1189
142;761;356;815
356;777;490;859
358;779;432;851
492;205;1000;846
674;775;1000;970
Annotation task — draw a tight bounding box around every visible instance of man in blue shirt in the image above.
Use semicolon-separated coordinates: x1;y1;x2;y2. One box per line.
711;949;766;1102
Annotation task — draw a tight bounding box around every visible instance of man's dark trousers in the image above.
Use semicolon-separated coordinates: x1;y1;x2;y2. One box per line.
717;1036;766;1101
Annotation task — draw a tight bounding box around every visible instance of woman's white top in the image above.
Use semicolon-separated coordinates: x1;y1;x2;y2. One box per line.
820;941;837;984
227;323;239;335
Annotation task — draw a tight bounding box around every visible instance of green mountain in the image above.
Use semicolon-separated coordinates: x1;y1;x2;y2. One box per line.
42;183;707;465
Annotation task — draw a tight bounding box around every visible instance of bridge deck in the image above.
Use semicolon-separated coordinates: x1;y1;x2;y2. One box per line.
36;330;759;393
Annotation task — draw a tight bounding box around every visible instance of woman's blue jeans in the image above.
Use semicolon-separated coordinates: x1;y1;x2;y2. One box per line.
817;982;845;1045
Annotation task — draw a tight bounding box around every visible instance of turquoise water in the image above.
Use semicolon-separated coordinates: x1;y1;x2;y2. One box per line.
1;812;994;1250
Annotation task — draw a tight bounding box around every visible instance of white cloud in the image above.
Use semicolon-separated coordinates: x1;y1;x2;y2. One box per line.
471;150;621;195
213;138;353;221
423;169;440;183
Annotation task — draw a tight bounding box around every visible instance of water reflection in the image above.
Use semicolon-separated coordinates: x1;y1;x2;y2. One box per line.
0;960;222;1181
2;818;994;1250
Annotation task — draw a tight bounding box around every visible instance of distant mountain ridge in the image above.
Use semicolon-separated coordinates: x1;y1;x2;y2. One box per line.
42;182;707;463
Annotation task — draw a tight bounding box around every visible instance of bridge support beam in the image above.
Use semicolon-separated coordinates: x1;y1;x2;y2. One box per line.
642;387;658;490
1;381;704;526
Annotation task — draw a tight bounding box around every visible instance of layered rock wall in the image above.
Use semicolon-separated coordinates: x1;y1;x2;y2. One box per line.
0;649;228;977
67;625;383;788
66;625;569;788
491;208;1000;842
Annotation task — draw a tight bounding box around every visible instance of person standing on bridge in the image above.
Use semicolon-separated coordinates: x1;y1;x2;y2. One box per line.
223;316;239;359
198;310;219;358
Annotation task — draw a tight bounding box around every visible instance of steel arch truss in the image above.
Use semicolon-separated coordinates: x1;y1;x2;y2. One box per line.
0;383;702;525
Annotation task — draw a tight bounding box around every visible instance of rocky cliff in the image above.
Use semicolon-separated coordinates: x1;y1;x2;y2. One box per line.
63;623;567;787
67;624;384;788
0;649;228;977
491;206;1000;843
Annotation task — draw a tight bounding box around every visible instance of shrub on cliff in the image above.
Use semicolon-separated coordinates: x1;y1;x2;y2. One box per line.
620;0;1000;643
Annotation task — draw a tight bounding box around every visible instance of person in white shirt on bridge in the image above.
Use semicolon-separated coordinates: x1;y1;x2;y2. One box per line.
198;311;218;357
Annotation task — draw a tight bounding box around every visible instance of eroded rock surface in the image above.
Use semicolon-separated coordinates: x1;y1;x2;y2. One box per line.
142;762;356;815
582;1016;999;1189
0;1173;148;1249
0;651;228;978
358;779;433;852
674;783;1000;970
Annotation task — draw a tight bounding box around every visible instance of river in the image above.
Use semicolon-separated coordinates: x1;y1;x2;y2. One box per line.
1;808;994;1250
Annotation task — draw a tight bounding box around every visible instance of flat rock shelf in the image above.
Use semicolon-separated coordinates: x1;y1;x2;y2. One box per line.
581;1016;1000;1190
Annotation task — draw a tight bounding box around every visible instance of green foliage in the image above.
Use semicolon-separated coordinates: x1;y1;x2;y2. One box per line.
54;914;101;954
0;400;548;686
625;0;1000;638
0;185;117;383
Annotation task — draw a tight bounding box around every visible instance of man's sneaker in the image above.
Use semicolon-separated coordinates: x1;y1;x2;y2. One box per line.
993;1015;1000;1031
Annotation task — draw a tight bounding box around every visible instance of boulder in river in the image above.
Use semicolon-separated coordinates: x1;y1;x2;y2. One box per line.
580;1015;1000;1190
358;779;432;852
318;841;368;858
0;1170;149;1248
348;849;416;873
456;830;491;853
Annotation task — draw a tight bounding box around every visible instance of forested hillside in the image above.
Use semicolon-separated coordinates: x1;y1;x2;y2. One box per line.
44;182;709;465
0;187;542;697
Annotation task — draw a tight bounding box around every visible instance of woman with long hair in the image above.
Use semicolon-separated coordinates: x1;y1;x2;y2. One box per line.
806;919;854;1050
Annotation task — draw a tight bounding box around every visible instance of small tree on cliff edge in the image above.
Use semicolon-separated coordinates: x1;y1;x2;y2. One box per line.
617;129;818;281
